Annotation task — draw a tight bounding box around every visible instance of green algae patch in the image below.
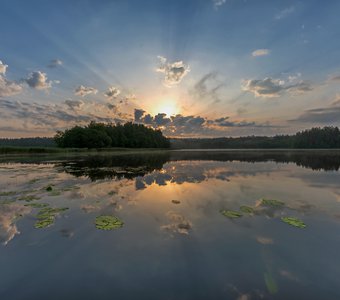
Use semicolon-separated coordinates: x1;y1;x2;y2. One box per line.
264;272;278;295
220;210;243;219
24;203;49;208
95;215;124;230
260;198;285;207
34;207;69;229
281;217;306;228
240;205;254;214
18;195;41;202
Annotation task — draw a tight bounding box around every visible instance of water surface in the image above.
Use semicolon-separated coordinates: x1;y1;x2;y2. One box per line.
0;150;340;299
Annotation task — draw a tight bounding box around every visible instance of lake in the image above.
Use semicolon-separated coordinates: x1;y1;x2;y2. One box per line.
0;150;340;300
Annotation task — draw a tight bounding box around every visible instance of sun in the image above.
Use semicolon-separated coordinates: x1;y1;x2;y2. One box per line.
155;100;178;116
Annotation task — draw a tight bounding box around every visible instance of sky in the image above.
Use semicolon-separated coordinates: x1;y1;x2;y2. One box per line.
0;0;340;138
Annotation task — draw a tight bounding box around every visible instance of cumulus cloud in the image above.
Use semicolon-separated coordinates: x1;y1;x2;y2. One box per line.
252;49;270;57
75;85;98;97
25;71;52;90
104;86;121;100
156;56;190;87
275;6;295;20
48;59;63;68
0;60;8;74
0;76;23;97
242;77;313;98
64;99;84;110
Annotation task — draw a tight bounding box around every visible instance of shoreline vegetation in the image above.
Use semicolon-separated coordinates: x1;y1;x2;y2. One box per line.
1;125;340;154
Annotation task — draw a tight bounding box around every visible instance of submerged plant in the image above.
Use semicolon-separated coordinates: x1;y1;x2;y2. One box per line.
264;272;278;294
260;198;285;207
95;215;124;230
220;210;243;218
0;191;17;196
240;205;254;214
281;217;306;228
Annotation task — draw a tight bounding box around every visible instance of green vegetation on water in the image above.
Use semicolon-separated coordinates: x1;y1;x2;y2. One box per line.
281;217;306;228
260;198;285;207
220;210;243;218
24;203;49;208
95;215;124;230
35;207;69;229
240;205;254;214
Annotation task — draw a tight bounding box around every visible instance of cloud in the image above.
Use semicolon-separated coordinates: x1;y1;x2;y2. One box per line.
74;85;98;97
104;86;121;100
212;0;226;8
134;109;277;137
48;59;63;68
25;71;52;90
330;75;340;82
293;106;340;123
275;6;295;20
0;60;8;74
156;56;190;87
191;72;225;104
252;49;270;57
0;75;23;97
242;77;313;98
64;99;84;110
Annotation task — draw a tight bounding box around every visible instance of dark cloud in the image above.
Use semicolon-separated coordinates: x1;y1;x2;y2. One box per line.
242;77;313;98
64;99;84;110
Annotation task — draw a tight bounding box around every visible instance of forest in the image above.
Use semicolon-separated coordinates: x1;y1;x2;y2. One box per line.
54;122;170;148
0;126;339;149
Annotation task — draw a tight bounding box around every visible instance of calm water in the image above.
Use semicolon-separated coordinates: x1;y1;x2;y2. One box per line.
0;150;340;300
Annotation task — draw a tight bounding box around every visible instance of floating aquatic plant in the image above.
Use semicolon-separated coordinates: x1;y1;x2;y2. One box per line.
95;215;124;230
220;210;243;218
240;205;254;214
260;198;285;207
34;207;69;229
281;217;306;228
48;191;61;196
0;191;16;196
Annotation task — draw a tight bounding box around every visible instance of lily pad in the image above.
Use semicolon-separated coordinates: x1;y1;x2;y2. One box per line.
240;205;254;214
260;198;285;207
281;217;306;228
95;215;124;230
34;207;69;229
220;210;243;218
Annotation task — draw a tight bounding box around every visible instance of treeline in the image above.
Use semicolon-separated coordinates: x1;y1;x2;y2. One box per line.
171;127;340;149
54;122;170;148
0;137;56;148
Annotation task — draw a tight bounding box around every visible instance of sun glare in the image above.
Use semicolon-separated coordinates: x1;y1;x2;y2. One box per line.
156;100;178;116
